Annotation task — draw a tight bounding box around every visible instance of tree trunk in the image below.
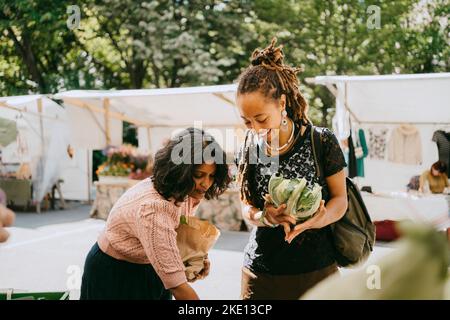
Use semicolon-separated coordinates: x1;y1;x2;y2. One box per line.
169;58;182;88
7;28;47;93
129;59;145;89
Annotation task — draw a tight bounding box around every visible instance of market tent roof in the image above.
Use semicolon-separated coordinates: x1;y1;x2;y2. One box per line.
0;94;65;120
53;84;244;152
311;73;450;124
53;84;241;127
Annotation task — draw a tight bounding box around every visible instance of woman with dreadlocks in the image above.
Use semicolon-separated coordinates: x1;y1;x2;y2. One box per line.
235;38;348;299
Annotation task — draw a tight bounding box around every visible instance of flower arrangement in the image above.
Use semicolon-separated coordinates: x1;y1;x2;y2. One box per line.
96;162;133;177
96;144;152;180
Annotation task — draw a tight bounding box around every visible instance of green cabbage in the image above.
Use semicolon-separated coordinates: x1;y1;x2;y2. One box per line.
294;183;322;219
268;173;322;222
286;179;307;217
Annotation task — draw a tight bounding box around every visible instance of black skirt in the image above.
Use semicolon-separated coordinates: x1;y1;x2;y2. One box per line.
80;242;172;300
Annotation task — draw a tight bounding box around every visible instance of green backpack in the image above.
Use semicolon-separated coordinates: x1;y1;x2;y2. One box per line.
310;126;376;267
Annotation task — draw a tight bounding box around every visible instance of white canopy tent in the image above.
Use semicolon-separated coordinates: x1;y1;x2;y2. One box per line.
53;84;244;200
309;73;450;226
54;84;243;154
309;73;450;192
0;95;70;205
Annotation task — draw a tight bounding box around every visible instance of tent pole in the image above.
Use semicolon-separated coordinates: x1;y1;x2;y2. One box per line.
87;149;91;203
85;104;107;136
344;82;361;124
103;98;111;145
147;127;152;155
325;84;338;97
62;97;148;127
36;98;45;213
213;93;235;106
37;98;45;145
87;149;92;204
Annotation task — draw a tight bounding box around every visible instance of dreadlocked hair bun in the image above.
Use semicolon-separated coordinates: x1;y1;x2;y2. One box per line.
251;38;301;72
238;37;309;124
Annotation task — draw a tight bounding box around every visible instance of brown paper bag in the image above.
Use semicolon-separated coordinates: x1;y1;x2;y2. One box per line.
176;216;220;281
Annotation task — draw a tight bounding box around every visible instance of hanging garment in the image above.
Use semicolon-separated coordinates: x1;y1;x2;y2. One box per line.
356;129;369;177
332;110;351;140
368;127;389;160
432;130;450;176
387;124;422;165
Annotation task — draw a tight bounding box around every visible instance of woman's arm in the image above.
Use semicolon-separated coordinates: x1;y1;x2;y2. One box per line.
170;282;199;300
285;170;348;243
242;204;294;228
242;205;268;227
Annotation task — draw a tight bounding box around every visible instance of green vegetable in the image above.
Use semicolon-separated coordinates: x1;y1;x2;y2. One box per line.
295;183;322;219
268;174;284;206
268;173;322;222
274;179;291;206
286;179;307;217
180;215;188;225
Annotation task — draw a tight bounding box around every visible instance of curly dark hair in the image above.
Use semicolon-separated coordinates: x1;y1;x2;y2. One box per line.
151;127;231;205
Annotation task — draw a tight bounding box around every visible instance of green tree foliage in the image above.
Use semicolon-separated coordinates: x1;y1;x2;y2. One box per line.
0;0;84;93
247;0;449;125
1;0;448;125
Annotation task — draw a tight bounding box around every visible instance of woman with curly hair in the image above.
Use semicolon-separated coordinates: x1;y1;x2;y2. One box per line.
81;128;231;300
235;38;348;299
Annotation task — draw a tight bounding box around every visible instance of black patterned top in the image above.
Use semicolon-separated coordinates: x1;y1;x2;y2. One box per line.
241;123;347;275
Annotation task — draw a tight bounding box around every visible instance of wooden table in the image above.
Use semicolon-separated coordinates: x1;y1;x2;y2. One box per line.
0;178;33;209
0;178;66;213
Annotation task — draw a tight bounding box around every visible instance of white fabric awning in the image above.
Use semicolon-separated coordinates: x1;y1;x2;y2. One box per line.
311;72;450;193
54;84;240;127
312;73;450;124
53;84;242;151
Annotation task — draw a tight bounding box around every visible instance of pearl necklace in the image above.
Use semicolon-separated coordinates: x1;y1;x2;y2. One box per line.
264;119;295;152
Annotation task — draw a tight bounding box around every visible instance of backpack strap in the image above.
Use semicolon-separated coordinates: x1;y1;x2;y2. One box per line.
310;125;325;181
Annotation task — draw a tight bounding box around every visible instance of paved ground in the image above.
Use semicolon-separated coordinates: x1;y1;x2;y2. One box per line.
1;204;395;300
12;202;93;228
